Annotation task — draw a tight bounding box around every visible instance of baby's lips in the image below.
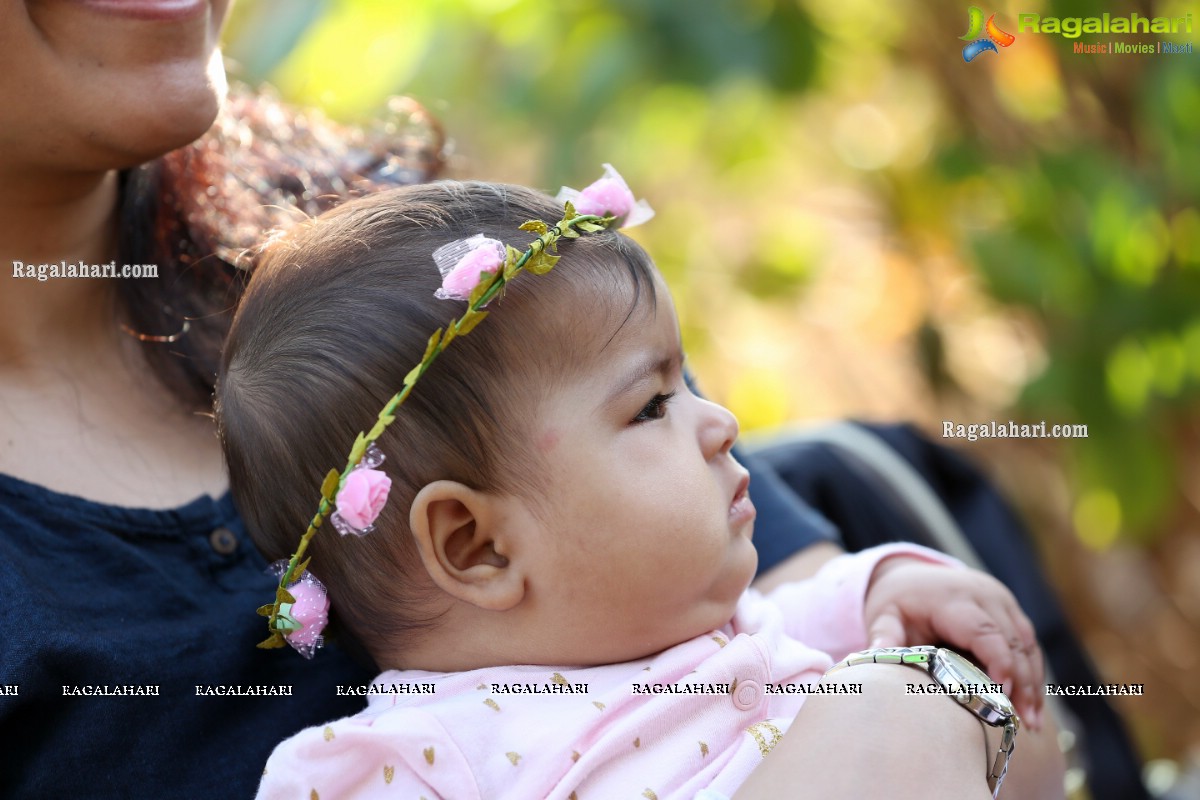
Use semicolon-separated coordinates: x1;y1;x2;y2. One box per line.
730;470;750;506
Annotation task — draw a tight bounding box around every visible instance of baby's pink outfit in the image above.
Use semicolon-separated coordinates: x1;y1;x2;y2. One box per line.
257;544;955;799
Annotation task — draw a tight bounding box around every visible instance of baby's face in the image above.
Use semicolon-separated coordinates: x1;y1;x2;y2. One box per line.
518;278;758;664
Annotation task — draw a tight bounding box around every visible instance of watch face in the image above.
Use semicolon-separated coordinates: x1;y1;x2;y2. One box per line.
937;649;1016;716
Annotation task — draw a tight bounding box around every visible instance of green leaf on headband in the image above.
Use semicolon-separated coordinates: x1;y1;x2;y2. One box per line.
256;604;276;618
576;221;605;233
504;245;524;279
442;324;458;348
525;252;560;275
457;309;489;335
468;274;492;307
559;226;580;239
519;220;549;235
294;557;311;577
276;587;296;605
562;201;578;221
320;469;342;501
274;614;301;632
368;408;396;440
403;364;421;388
422;328;443;363
257;633;286;649
347;433;368;468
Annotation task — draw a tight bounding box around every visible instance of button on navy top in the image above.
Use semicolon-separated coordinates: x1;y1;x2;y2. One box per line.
0;473;372;798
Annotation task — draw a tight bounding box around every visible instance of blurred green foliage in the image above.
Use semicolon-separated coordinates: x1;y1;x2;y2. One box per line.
224;0;1199;546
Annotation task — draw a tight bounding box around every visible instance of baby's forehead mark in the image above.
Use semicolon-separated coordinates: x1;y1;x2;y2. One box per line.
535;427;562;455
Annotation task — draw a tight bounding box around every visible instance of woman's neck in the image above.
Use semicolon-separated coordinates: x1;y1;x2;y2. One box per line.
0;164;228;507
0;166;120;363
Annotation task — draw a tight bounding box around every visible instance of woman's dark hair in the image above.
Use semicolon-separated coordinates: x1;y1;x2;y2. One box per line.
116;89;446;412
215;182;657;666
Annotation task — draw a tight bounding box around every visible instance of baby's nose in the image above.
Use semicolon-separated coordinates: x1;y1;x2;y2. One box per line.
699;398;739;460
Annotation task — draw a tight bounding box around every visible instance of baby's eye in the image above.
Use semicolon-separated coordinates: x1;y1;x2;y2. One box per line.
632;391;676;424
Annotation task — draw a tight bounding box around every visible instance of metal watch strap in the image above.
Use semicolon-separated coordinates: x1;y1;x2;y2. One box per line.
987;719;1018;797
827;645;936;672
826;646;1015;798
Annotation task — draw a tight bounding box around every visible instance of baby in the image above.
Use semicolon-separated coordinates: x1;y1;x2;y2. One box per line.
216;170;1051;799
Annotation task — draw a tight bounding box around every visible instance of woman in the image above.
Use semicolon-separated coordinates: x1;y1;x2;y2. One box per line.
0;1;1062;796
0;1;444;794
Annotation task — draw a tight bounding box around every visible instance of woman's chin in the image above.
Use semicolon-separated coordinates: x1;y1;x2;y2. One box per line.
3;2;230;172
84;55;228;168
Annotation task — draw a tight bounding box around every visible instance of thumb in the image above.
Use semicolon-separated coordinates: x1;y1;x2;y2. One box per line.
867;606;907;648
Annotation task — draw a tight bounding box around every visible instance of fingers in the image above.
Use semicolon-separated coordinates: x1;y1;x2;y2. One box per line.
943;604;1014;684
938;590;1044;731
980;587;1043;730
1004;605;1044;728
867;605;907;648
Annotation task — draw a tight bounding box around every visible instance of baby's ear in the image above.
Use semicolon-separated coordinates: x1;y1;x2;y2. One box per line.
409;481;525;611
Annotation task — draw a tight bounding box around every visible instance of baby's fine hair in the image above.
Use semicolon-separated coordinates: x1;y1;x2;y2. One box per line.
216;181;658;665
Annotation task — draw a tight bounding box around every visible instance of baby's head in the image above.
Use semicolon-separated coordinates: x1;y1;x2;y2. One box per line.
217;180;758;671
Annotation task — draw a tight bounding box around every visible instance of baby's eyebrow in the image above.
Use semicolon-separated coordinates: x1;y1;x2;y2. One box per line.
604;350;683;406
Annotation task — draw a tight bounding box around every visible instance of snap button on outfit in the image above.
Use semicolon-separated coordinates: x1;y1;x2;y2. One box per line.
209;527;238;555
733;679;760;711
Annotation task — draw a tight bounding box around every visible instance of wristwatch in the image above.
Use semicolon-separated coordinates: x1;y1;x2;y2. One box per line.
826;645;1019;798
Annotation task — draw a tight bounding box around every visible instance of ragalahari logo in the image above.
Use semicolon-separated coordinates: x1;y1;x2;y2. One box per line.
961;6;1016;62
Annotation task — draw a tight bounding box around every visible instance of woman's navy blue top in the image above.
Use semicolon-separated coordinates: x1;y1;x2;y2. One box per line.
0;450;832;797
0;474;372;797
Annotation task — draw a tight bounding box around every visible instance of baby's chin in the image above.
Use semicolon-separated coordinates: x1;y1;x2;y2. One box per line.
647;542;758;650
720;537;760;601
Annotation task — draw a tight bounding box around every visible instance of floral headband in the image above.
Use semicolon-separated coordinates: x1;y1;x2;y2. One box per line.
258;165;654;657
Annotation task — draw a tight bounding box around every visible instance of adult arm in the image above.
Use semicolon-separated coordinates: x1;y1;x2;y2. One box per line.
733;664;1065;800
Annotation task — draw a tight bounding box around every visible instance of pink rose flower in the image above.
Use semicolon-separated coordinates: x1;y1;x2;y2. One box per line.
285;580;330;653
556;164;656;228
574;175;635;219
334;467;392;532
436;237;506;301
